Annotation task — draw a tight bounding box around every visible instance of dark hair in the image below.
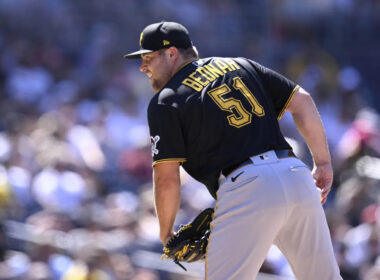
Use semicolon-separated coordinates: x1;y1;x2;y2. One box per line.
158;46;198;59
178;46;199;59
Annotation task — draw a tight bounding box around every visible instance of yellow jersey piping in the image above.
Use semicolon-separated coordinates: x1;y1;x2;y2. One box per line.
277;85;300;120
152;158;187;167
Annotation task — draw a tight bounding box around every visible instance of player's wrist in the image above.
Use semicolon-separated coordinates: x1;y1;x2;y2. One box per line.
313;159;332;167
160;232;174;245
312;152;331;166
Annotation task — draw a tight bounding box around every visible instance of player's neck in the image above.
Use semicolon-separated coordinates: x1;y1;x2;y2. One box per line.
171;57;197;78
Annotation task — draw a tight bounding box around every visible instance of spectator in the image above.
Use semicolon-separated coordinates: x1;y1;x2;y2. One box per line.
0;1;379;279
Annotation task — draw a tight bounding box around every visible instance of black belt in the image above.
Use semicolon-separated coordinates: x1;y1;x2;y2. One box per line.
221;149;296;177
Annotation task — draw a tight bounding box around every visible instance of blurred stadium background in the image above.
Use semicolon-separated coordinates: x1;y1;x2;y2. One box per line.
0;0;380;279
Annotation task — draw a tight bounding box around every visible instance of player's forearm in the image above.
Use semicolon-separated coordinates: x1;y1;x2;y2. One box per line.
289;89;331;165
153;170;181;244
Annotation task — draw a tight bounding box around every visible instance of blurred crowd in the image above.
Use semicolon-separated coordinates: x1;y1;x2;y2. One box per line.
0;0;380;279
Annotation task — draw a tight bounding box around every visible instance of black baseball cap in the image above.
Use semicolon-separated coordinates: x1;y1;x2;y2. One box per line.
124;21;193;59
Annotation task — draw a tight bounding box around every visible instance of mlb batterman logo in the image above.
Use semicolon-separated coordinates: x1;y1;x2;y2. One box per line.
150;135;160;157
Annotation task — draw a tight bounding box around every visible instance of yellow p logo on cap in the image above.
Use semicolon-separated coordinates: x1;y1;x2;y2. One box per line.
139;32;144;47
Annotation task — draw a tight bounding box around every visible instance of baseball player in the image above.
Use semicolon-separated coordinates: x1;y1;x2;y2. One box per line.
124;21;343;279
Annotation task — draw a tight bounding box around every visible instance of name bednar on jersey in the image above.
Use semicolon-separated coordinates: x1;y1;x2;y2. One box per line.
182;58;240;91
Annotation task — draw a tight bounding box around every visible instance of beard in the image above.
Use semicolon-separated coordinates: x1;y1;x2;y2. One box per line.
150;64;172;92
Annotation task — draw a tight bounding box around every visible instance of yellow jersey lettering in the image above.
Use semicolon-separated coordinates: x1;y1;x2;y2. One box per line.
205;64;224;78
181;59;240;91
197;67;216;82
214;60;230;73
182;78;203;92
225;58;241;70
189;72;209;87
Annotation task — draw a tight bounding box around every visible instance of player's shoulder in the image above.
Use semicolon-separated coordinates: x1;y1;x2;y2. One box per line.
149;87;177;107
148;85;189;113
147;89;176;118
207;56;264;73
150;62;200;107
233;57;262;69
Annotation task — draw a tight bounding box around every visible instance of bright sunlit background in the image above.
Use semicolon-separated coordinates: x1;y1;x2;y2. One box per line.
0;0;380;279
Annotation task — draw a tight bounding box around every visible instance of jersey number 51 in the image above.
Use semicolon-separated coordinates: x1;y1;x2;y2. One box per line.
207;77;265;128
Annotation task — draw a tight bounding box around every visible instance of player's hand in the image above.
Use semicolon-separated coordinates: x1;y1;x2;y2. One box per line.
312;162;333;205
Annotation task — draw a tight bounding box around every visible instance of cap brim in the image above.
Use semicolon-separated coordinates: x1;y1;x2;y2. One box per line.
124;49;154;59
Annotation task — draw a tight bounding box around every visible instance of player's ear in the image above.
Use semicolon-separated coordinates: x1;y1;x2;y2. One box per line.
167;47;179;60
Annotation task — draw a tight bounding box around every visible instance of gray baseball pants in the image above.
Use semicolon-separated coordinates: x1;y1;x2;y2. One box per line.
205;150;342;280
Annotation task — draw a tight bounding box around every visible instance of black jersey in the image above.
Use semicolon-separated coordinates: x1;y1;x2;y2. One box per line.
147;57;299;198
